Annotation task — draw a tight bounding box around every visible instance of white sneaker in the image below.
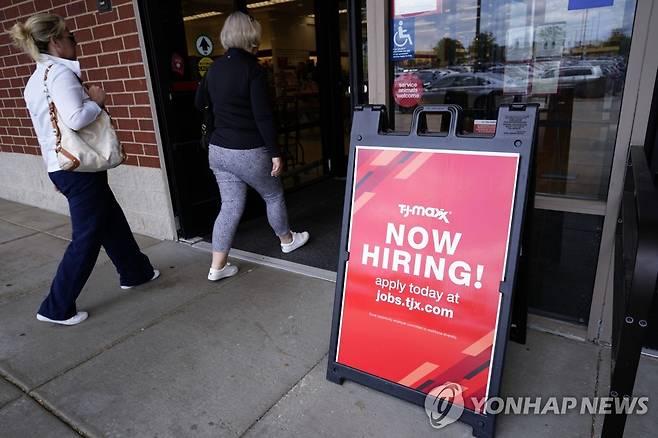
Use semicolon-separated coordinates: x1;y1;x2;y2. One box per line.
281;231;310;254
36;311;88;326
208;263;239;281
120;269;160;290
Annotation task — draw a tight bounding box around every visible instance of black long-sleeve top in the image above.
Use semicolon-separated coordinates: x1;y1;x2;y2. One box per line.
195;48;280;158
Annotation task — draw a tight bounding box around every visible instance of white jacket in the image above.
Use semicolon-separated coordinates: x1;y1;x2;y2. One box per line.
23;54;102;172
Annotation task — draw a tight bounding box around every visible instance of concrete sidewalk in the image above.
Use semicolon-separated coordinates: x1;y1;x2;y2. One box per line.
0;197;656;438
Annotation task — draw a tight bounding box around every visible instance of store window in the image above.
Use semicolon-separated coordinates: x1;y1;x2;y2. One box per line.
389;0;637;201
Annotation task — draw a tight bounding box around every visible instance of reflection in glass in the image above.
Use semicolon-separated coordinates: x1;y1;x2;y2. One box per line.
390;0;637;201
526;209;603;325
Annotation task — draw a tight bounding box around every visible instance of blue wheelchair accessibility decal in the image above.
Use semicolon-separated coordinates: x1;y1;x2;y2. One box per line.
391;18;415;60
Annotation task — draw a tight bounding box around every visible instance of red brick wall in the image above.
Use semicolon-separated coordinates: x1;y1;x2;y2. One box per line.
0;0;160;168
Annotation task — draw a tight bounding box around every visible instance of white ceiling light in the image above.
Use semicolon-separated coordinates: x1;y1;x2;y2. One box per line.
183;11;223;21
247;0;295;9
308;9;347;18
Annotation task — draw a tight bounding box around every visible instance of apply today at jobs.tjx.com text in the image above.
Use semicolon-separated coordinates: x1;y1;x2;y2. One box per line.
374;277;460;319
361;222;491;320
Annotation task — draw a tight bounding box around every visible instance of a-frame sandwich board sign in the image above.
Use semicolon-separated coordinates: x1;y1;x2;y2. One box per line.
327;104;538;437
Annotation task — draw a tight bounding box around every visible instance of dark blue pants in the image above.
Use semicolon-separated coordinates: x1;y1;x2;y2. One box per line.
39;170;154;320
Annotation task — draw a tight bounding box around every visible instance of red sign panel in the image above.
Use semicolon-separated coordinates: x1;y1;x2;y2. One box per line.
393;73;424;108
474;120;497;135
393;0;443;17
336;146;519;413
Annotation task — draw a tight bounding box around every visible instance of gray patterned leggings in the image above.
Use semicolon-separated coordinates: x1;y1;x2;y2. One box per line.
209;145;290;252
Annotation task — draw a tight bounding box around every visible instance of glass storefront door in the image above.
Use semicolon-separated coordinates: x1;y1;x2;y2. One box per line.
141;0;351;239
181;0;350;189
388;0;638;323
249;0;325;188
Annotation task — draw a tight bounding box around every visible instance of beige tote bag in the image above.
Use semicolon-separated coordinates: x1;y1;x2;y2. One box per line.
43;64;126;172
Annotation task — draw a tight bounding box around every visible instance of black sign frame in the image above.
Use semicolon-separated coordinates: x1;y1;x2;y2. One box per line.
326;104;539;437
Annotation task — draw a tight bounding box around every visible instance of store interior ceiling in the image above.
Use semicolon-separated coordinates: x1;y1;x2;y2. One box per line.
181;0;234;16
181;0;316;16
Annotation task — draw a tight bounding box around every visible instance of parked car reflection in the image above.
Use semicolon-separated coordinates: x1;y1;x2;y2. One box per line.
398;58;615;115
395;68;457;89
421;72;506;109
533;64;606;98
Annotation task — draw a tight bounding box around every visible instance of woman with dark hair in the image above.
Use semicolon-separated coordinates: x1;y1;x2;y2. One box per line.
196;11;309;282
9;13;159;325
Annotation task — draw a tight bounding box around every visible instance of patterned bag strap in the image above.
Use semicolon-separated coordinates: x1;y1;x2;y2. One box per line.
43;64;118;129
42;64;63;152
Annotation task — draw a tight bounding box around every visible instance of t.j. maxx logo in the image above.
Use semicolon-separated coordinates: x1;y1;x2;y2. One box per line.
398;204;451;223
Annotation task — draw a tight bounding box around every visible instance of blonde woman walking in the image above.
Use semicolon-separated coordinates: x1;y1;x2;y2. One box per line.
10;13;159;326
